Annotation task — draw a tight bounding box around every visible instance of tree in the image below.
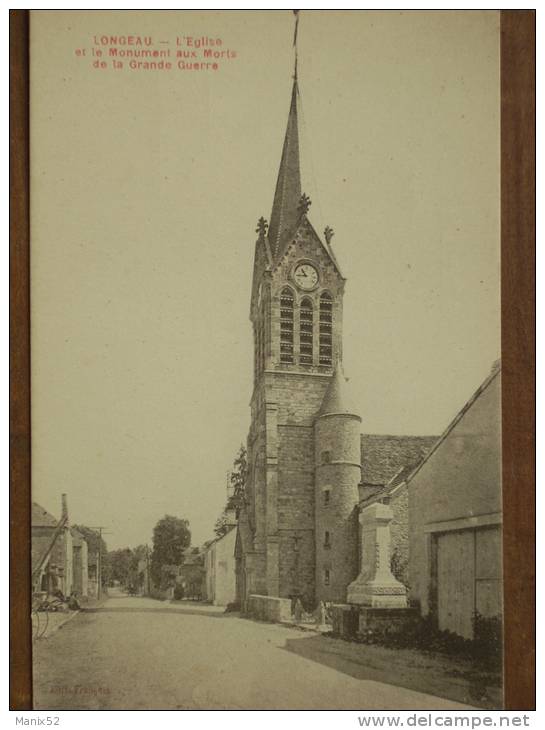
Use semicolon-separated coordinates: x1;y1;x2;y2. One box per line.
107;548;134;586
214;445;247;537
151;515;191;588
128;545;149;590
229;445;248;506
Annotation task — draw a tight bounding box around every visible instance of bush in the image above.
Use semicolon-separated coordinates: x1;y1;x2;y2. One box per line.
352;613;503;674
173;584;185;601
473;613;503;669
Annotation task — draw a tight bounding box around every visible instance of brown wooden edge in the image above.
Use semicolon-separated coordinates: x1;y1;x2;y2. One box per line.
10;9;32;711
501;10;536;711
8;9;536;712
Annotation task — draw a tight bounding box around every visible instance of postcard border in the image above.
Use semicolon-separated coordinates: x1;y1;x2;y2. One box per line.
9;8;536;711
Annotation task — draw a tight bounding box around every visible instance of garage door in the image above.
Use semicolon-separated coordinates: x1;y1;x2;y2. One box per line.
436;526;502;640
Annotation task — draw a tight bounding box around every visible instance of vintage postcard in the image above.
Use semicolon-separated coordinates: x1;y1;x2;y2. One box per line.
29;9;505;710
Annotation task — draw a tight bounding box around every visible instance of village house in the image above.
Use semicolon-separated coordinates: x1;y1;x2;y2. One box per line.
87;550;100;599
204;524;237;607
408;362;502;639
71;527;89;599
31;495;74;597
177;548;205;600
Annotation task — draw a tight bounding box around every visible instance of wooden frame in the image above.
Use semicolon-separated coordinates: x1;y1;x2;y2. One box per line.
9;9;535;710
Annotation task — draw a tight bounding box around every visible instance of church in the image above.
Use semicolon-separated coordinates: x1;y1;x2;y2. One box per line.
235;52;435;611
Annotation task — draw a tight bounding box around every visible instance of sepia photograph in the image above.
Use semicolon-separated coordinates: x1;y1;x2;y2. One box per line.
10;8;534;713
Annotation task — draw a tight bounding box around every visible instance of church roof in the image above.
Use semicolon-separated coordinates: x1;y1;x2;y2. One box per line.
360;434;438;487
318;363;360;418
268;78;302;260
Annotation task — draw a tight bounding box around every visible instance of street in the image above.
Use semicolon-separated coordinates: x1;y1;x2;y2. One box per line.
33;589;481;710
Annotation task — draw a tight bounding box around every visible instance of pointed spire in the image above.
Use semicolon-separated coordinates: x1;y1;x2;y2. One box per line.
268;75;302;257
318;361;361;419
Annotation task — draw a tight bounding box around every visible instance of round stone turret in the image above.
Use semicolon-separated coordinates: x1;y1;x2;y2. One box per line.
314;363;362;603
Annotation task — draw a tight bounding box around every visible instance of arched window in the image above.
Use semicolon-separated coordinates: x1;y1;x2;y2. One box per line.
279;288;294;363
299;297;313;365
319;292;333;365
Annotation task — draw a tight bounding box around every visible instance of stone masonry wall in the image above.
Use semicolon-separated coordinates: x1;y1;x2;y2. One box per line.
389;487;409;588
315;414;361;603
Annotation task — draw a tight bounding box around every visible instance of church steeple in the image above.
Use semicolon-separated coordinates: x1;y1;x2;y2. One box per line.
268;76;302;258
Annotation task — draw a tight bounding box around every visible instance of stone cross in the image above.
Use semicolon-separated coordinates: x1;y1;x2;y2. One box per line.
324;226;334;244
347;502;408;608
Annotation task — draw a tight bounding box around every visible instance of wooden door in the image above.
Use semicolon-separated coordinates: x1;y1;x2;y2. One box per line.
436;530;475;639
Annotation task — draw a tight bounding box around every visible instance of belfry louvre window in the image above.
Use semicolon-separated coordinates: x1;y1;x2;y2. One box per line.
280;288;294;363
299;297;314;364
319;292;333;365
324;569;330;586
324;531;331;549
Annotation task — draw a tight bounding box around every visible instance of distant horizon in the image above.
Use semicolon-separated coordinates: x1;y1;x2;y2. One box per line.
31;10;500;552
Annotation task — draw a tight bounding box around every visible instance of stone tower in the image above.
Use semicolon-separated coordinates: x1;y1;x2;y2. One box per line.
235;58;361;608
314;364;362;602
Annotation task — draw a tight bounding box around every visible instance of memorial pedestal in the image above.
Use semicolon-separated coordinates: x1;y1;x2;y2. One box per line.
347;502;408;608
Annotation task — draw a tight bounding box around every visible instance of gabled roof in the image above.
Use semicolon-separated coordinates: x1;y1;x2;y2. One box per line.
401;362;501;489
206;525;236;549
359;361;501;506
32;502;58;528
360;435;438;487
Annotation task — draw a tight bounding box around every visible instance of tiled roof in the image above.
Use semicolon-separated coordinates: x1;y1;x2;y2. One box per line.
32;502;58;528
360;434;438;487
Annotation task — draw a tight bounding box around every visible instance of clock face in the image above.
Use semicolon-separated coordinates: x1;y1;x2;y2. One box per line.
293;263;319;291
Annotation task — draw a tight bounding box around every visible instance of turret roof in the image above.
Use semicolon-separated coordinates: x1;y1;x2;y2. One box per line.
318;362;360;418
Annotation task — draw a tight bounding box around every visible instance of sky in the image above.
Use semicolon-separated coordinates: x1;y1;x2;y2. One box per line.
30;10;500;550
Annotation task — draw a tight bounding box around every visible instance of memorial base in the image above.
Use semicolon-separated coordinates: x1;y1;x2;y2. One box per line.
346;578;408;608
331;604;418;640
